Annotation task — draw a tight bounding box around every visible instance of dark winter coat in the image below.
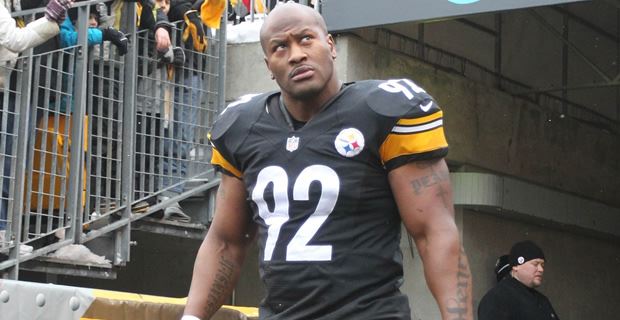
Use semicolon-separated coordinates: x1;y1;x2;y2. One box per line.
478;277;560;320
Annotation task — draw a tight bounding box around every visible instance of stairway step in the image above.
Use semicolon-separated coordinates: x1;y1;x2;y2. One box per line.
20;256;115;279
132;217;208;240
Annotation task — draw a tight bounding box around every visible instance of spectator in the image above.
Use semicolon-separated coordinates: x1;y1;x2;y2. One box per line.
133;0;184;210
60;6;127;54
0;0;73;252
142;0;224;221
478;240;560;320
28;5;128;219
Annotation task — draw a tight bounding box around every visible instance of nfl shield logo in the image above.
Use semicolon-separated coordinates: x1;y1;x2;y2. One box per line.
286;136;300;152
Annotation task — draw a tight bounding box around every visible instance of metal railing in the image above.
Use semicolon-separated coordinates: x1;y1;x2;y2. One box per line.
0;0;226;278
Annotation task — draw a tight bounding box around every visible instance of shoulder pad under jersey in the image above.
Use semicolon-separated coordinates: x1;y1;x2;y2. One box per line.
210;93;268;142
360;79;441;118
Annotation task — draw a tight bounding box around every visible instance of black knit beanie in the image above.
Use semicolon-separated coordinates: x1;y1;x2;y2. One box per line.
509;240;545;266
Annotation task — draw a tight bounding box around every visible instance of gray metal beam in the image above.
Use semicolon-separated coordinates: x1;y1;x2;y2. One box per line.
516;81;620;95
320;0;589;32
452;172;620;239
528;9;612;82
117;0;138;268
552;7;618;44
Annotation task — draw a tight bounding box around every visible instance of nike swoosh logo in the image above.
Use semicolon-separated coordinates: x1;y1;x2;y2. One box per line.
420;101;433;112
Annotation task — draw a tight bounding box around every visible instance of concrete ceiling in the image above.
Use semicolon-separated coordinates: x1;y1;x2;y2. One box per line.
325;0;619;132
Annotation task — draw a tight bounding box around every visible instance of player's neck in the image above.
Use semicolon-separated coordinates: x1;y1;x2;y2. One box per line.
283;79;342;122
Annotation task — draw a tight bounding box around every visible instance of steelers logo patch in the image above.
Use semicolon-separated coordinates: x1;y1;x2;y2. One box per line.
334;128;365;158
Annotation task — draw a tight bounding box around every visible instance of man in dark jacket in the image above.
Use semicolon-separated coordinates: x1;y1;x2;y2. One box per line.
478;240;560;320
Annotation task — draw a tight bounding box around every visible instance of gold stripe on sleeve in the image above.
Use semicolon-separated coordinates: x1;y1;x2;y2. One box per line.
211;147;243;178
380;127;448;163
395;110;443;126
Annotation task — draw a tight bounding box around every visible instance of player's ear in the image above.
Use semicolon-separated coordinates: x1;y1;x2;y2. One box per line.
264;57;274;80
327;34;337;60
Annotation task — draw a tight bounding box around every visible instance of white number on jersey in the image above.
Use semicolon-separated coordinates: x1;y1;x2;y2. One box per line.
378;78;426;100
252;165;340;262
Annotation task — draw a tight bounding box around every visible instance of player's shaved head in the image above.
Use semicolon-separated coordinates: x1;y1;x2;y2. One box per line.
259;2;328;53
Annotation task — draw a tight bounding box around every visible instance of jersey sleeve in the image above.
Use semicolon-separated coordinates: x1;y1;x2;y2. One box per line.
365;79;448;171
208;95;258;179
210;138;243;178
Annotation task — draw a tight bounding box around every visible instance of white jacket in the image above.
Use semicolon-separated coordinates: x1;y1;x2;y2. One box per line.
0;1;60;88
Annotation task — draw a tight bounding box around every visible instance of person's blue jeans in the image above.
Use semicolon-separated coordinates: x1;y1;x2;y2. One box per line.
161;73;201;194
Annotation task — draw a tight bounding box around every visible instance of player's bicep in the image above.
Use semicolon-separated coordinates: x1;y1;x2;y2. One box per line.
388;158;454;237
208;174;255;245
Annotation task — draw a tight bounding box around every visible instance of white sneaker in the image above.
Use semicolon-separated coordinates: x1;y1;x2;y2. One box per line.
19;244;33;255
158;196;191;223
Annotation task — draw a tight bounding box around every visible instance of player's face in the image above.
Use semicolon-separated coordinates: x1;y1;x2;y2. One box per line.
512;258;545;288
262;9;337;101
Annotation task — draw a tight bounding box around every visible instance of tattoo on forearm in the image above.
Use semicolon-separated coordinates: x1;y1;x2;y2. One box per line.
205;256;235;317
446;248;471;320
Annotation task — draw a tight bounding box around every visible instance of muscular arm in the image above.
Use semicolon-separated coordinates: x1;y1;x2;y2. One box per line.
388;158;473;320
184;174;256;319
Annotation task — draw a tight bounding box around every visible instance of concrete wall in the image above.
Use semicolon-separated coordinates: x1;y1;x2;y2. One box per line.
464;209;620;320
52;231;201;297
335;35;620;207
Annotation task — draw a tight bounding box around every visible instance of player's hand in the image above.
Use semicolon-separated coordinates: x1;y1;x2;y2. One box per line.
101;27;129;56
182;10;208;52
45;0;73;23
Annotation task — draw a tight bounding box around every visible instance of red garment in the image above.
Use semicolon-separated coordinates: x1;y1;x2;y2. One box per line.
242;0;250;11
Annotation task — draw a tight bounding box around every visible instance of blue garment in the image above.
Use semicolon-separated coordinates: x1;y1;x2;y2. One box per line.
59;17;103;48
55;18;104;113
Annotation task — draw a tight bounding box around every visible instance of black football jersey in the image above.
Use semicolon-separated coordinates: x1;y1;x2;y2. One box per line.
209;79;448;320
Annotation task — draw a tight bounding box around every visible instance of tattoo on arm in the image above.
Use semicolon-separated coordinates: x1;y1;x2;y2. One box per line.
205;256;235;317
410;163;449;195
446;247;471;320
409;162;452;211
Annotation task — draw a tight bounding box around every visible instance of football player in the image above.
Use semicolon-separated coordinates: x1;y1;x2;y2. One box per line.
183;2;473;320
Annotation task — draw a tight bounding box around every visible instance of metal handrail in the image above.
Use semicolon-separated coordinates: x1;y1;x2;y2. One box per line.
0;0;227;278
